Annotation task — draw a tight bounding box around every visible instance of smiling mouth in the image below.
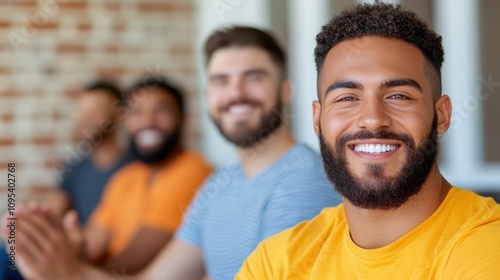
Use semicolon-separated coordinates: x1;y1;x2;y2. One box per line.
227;104;253;115
352;143;400;154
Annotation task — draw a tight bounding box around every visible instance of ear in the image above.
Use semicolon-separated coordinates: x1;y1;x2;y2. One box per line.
280;80;292;104
313;100;321;137
435;94;452;134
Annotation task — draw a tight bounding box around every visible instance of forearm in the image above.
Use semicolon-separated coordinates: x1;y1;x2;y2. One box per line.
83;226;110;263
69;262;116;280
103;227;173;274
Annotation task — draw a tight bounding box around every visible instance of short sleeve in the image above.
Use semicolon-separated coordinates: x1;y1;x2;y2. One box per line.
261;170;341;239
443;222;500;279
59;169;70;192
236;230;286;280
88;169;127;230
175;176;215;248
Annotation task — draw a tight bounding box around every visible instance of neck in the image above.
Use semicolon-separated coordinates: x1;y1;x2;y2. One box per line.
90;134;124;171
145;145;183;184
344;165;452;249
237;125;295;178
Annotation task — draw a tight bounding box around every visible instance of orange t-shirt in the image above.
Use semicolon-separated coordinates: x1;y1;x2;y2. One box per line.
89;150;212;258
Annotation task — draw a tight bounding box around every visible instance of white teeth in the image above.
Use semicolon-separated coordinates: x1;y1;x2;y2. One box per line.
381;144;387;152
136;129;162;148
354;144;398;154
228;104;252;115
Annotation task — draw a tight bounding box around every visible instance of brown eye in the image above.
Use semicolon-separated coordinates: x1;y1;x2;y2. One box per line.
388;94;410;100
336;96;357;102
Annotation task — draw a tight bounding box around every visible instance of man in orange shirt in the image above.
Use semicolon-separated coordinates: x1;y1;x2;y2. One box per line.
84;76;212;273
82;77;211;272
14;76;211;275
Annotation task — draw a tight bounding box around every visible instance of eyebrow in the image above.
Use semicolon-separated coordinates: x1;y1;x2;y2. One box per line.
208;68;270;82
325;80;363;96
380;78;422;92
324;78;422;97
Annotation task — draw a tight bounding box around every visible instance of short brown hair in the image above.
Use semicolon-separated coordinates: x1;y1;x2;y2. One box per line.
204;26;287;79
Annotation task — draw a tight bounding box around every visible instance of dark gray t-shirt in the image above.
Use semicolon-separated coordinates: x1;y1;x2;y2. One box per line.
60;153;133;224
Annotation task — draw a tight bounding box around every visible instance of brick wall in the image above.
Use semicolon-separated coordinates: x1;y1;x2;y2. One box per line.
0;0;198;189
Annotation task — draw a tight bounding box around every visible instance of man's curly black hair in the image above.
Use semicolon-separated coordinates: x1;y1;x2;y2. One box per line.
315;2;444;100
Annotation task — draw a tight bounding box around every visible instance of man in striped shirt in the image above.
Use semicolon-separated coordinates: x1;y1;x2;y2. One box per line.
6;26;341;280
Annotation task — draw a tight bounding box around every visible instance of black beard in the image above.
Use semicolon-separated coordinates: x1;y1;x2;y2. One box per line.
130;128;181;164
211;95;284;148
319;115;439;210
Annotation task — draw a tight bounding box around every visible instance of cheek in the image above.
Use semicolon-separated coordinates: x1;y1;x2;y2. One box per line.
245;83;272;100
393;113;433;145
321;110;351;140
156;113;177;130
207;90;223;112
124;113;146;133
124;119;138;135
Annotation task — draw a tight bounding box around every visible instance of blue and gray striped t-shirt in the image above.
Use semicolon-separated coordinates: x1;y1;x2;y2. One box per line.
175;143;342;280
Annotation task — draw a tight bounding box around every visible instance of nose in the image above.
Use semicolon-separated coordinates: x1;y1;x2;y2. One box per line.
225;77;245;102
355;98;391;131
140;110;157;128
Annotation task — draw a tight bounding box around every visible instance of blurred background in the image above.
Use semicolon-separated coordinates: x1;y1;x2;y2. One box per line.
0;0;498;199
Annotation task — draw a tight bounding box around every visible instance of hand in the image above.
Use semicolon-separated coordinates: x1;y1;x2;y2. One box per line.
5;202;84;280
62;209;85;259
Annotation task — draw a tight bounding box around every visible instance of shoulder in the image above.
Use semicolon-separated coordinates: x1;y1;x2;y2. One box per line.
285;206;344;244
450;187;500;224
262;206;344;252
116;152;135;168
444;196;500;278
177;149;212;169
270;144;340;202
113;161;144;176
245;206;344;266
284;144;324;167
104;161;144;187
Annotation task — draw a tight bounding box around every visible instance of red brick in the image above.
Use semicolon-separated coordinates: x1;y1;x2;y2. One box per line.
28;21;58;30
0;162;14;169
170;45;192;55
0;90;19;98
0;139;15;146
96;67;126;79
34;137;56;145
138;2;192;13
105;2;120;11
15;0;38;8
104;45;119;53
1;0;198;187
60;1;87;10
1;114;14;122
56;44;86;53
112;20;126;32
77;22;91;31
0;21;11;28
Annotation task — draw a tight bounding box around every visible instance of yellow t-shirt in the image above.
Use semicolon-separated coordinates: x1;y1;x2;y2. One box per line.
90;150;212;258
237;187;500;279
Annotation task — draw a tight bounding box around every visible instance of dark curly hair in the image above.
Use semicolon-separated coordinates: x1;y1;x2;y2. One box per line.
315;2;444;100
126;75;185;116
84;80;123;106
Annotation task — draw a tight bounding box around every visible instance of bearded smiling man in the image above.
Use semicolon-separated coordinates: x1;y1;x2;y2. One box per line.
2;27;341;280
237;3;500;279
1;76;213;277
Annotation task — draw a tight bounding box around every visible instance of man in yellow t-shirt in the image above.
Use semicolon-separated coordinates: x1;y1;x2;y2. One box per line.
237;3;500;279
